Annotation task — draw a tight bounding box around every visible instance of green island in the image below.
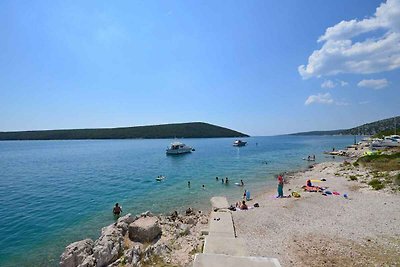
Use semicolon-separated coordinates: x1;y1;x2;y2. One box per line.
291;115;399;136
0;122;249;141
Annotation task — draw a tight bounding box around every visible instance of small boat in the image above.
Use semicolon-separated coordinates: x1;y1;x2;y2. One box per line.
233;140;247;147
166;142;193;155
156;175;165;181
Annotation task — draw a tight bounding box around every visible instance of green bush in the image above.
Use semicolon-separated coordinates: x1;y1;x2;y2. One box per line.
349;175;358;181
368;179;385;190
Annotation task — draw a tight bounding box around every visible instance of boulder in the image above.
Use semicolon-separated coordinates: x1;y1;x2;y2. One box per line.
60;239;94;267
115;213;136;236
93;224;124;267
128;216;161;242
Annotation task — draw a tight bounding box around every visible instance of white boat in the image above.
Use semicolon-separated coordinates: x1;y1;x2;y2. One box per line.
156;175;165;181
381;136;400;147
233;140;247;147
166;142;193;155
371;137;400;148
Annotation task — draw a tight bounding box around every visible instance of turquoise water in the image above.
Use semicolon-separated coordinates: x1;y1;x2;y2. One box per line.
0;136;353;266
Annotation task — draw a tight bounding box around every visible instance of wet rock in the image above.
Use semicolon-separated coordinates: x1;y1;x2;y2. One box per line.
128;216;161;242
60;239;94;267
93;224;124;267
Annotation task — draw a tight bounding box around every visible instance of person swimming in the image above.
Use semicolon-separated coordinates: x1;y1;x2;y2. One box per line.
113;203;122;216
240;179;244;186
188;181;191;188
225;177;229;184
216;176;219;181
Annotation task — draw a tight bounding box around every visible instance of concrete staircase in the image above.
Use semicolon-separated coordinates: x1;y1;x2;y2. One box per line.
193;197;281;267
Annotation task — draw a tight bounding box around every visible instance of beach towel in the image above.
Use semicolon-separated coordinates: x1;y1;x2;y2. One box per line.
303;186;323;192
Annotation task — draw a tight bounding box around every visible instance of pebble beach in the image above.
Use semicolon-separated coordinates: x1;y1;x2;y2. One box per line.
233;151;400;266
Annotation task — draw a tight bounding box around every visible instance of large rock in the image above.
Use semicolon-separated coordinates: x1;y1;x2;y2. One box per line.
93;224;124;267
60;239;95;267
128;216;161;242
115;213;136;236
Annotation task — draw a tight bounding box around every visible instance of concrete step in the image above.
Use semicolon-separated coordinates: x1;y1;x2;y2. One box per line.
193;253;281;267
208;211;235;238
210;196;229;210
203;236;246;256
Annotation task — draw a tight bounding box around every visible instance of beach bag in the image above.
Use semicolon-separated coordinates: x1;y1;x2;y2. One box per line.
291;191;301;198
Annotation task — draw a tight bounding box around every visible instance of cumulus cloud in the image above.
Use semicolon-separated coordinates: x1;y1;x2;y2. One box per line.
299;0;400;79
305;93;334;105
357;78;388;89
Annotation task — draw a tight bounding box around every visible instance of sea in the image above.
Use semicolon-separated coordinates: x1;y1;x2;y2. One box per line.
0;135;355;266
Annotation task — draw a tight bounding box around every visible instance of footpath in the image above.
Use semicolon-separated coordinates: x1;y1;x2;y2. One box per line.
193;196;281;267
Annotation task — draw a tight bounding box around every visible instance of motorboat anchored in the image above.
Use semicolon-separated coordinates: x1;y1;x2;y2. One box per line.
233;140;247;147
166;142;193;155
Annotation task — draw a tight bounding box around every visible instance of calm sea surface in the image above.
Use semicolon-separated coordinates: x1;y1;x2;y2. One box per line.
0;136;354;266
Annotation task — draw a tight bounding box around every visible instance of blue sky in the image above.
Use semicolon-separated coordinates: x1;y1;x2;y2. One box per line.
1;0;399;135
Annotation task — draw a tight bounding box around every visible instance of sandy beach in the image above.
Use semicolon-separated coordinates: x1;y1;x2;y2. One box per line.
232;159;400;266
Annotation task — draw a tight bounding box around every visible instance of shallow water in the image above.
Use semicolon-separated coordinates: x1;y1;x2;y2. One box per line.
0;135;353;266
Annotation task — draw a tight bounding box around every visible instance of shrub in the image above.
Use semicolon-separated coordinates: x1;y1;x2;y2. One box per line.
368;179;385;190
349;175;358;181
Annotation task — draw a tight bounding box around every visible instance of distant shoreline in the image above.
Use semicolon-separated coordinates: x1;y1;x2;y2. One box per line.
0;122;249;141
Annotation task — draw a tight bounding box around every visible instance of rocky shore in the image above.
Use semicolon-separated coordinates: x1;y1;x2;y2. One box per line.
60;141;399;267
60;209;208;267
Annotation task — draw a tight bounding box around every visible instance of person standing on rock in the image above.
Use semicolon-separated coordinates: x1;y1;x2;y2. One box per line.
277;175;284;198
113;203;122;216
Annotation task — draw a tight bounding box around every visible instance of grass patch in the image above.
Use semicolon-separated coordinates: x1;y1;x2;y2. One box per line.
356;153;400;172
368;179;385;190
349;175;358;181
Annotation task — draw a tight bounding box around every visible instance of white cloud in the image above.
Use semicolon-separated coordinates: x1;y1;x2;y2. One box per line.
321;80;336;88
299;0;400;79
305;93;334;105
321;79;349;88
359;100;371;105
357;78;389;89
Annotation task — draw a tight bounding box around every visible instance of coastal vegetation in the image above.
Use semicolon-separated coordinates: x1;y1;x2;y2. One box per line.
356;152;400;172
355;152;400;190
0;122;249;141
291;115;399;136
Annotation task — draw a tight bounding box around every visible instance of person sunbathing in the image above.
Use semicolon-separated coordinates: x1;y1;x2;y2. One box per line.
240;200;248;210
